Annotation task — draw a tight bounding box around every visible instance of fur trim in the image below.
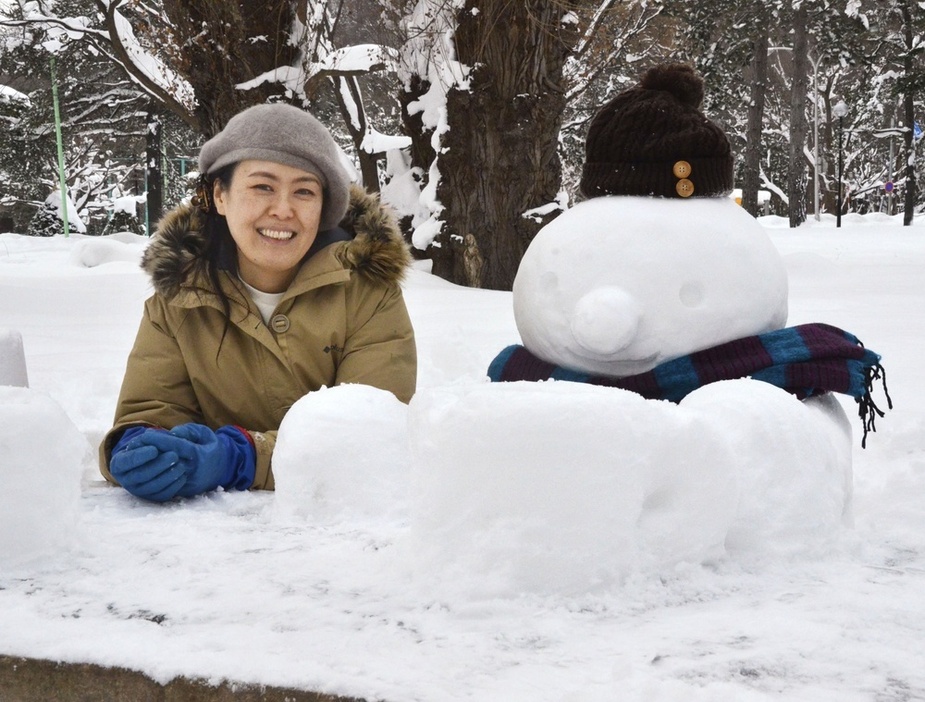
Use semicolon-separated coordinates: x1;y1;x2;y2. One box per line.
338;185;411;286
142;184;410;298
141;205;208;300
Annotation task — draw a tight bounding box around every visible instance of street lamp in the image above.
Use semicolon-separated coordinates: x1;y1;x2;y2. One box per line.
833;100;849;228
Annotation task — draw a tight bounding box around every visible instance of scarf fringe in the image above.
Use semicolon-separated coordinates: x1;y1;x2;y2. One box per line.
858;363;893;448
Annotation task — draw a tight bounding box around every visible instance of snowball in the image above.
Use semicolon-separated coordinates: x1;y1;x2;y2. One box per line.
273;384;411;523
0;328;29;388
682;380;853;555
0;386;88;570
513;196;789;376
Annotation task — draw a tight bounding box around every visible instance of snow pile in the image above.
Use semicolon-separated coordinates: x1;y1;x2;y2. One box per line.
0;386;89;571
268;382;851;599
68;232;149;268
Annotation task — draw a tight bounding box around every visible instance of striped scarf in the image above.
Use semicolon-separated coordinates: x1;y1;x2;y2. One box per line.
488;323;891;446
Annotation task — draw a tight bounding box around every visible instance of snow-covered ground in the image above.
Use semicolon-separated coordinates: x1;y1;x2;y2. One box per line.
1;213;924;701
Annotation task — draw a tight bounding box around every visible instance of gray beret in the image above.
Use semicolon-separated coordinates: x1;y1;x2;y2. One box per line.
198;103;351;231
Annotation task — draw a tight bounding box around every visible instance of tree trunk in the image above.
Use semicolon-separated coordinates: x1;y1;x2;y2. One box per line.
159;0;297;137
431;0;580;290
144;104;163;233
901;0;917;226
399;75;437;179
788;4;809;228
742;23;768;217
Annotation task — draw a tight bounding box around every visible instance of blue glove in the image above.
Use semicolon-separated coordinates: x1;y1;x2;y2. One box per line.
109;427;188;502
134;423;256;498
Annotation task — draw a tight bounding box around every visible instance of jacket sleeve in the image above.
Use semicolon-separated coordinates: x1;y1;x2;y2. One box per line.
337;278;417;404
244;429;276;490
99;295;204;483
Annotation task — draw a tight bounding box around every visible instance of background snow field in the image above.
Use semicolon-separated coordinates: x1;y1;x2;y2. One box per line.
0;214;923;701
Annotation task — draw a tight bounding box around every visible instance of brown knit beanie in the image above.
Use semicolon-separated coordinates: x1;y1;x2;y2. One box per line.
199;103;351;231
580;63;734;199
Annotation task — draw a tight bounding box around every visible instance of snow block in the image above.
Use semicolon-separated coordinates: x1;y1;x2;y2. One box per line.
0;328;28;388
0;386;87;570
407;381;738;597
406;378;853;598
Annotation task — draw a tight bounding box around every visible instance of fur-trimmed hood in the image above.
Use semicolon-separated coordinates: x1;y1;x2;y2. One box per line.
141;185;411;299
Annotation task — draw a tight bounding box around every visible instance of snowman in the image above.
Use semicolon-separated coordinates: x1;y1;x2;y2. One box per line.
404;64;890;596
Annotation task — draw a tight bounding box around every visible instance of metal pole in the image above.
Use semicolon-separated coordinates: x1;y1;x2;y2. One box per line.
49;56;70;237
837;115;844;228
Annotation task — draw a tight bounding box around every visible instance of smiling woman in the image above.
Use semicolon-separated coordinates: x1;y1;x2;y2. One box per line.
214;161;326;293
98;103;417;502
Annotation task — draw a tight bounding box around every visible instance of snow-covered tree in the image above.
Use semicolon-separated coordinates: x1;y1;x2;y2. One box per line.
847;0;925;224
0;0;186;233
385;0;589;289
385;0;668;289
101;207;143;236
25;199;61;237
558;2;671;194
666;0;898;224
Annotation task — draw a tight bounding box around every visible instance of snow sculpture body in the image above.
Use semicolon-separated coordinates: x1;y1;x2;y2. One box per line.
406;192;856;595
406;63;868;596
275;63;883;598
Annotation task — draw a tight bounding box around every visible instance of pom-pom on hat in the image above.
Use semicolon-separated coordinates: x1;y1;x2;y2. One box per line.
198;103;351;231
580;63;734;199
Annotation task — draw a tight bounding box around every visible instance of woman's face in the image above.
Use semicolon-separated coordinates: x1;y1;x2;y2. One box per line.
213;159;324;293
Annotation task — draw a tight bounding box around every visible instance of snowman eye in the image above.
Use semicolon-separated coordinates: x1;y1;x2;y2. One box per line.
540;271;558;290
679;281;704;308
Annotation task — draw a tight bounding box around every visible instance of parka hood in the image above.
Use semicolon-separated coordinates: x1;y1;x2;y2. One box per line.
141;184;411;299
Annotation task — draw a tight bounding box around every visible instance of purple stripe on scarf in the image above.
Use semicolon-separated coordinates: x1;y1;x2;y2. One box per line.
690;335;773;384
798;323;865;361
500;346;555;382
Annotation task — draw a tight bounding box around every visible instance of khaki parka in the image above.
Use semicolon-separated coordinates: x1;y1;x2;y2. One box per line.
100;185;417;490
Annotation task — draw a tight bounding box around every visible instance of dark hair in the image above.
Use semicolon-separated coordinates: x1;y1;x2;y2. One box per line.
197;163;249;348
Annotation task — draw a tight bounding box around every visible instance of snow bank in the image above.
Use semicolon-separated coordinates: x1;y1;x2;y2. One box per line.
0;220;920;701
68;233;148;268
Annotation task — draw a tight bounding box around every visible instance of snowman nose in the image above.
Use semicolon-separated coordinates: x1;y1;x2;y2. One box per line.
570;287;640;357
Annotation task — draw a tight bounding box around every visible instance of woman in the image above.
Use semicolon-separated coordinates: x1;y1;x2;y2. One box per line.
100;103;417;501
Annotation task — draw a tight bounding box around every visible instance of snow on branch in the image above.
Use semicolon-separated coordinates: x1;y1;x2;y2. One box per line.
235;66;305;94
104;4;195;111
316;44;399;76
